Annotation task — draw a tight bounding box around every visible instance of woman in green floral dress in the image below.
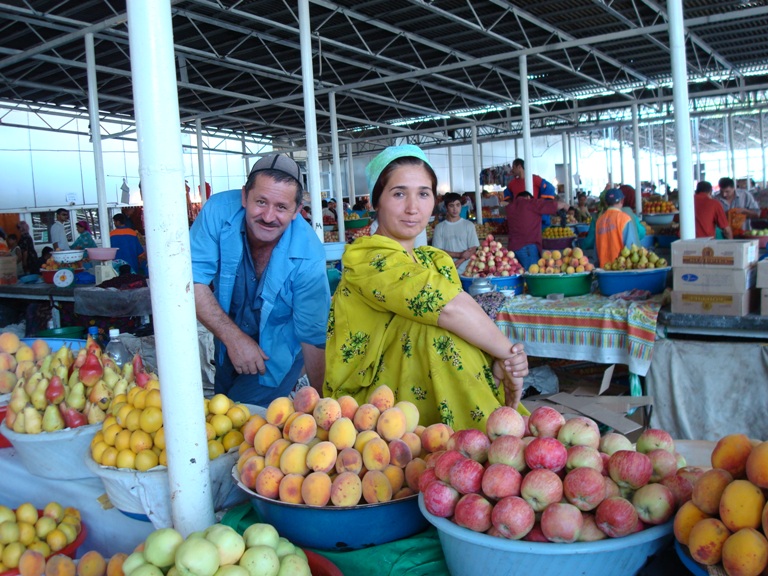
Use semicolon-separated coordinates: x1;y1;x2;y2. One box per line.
325;145;529;431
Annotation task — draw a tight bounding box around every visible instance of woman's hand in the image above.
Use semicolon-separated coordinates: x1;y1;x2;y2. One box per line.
492;344;528;409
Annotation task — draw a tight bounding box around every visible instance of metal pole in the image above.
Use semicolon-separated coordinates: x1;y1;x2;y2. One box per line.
694;118;701;181
632;103;642;215
662;121;668;195
668;0;695;240
346;143;355;205
729;114;736;178
761;112;766;188
448;146;454;192
329;92;345;240
472;126;483;225
648;124;654;190
84;33;111;248
619;125;625;185
606;128;613;188
126;0;213;534
520;55;533;195
196;118;207;208
561;133;570;203
567;132;574;200
299;0;323;242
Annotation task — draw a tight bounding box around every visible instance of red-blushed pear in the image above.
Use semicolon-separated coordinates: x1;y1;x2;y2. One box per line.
566;445;603;473
487;435;527;472
44;375;65;405
608;450;653;489
632;483;676;525
524;437;567;472
485;406;526;440
453;493;493;533
595;496;639;538
527;406;565;438
491;496;535;540
422;480;460;518
563;467;606;511
78;351;103;387
635;428;676;455
481;463;522;500
541;502;584;543
556;416;600;449
520;468;563;512
598;432;634;455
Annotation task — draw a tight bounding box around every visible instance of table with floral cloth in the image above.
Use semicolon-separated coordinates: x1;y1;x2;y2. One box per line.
494;293;664;377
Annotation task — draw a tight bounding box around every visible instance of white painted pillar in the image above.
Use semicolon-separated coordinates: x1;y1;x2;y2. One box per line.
668;0;695;240
694;118;702;181
619;126;625;185
760;113;766;188
299;0;323;242
648;125;655;189
567;132;574;201
448;146;454;192
561;133;570;202
196;118;207;207
662;121;669;195
85;33;111;248
472;126;483;225
606;129;613;188
126;0;213;534
728;115;736;178
329;92;345;240
346;144;355;205
520;56;533;195
632;104;642;214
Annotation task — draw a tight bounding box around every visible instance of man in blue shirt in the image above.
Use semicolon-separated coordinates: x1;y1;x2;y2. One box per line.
190;154;331;405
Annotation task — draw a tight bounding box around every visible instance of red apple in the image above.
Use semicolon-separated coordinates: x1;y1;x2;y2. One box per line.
424;450;445;468
491;496;535;540
448;458;485;495
423;480;460;518
541;502;584;543
523;521;549;542
487;435;527;472
528;406;565;438
418;468;439;493
659;473;693;508
566;445;604;473
557;416;600;449
635;428;676;455
608;450;653;489
647;448;679;482
578;513;608;542
524;437;567;472
595;496;639;537
603;477;621;499
600;452;611;475
447;429;490;463
485;406;525;440
520;468;563;512
522;415;530;436
434;450;466;482
676;466;706;487
598;432;634;455
453;493;493;532
481;463;522;500
563;467;606;511
631;483;676;525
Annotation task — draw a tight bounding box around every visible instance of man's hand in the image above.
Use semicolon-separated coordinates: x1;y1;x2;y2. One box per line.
226;332;270;375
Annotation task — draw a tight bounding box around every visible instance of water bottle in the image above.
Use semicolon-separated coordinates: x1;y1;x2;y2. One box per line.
87;326;101;349
105;329;130;368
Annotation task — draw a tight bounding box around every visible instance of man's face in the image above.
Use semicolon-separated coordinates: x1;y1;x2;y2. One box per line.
721;186;735;200
446;200;462;219
512;163;523;178
578;195;587;206
57;212;69;223
241;173;300;245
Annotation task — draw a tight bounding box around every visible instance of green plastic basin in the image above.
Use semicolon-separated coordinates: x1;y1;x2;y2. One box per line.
524;272;592;297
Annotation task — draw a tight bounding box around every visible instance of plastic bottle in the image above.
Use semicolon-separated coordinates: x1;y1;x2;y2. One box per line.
87;326;101;349
105;329;130;368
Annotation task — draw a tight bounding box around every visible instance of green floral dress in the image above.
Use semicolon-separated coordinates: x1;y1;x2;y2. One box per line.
325;235;524;431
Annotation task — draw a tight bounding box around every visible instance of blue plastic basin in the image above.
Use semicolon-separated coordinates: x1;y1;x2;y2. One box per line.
595;267;670;296
21;337;87;352
460;275;524;295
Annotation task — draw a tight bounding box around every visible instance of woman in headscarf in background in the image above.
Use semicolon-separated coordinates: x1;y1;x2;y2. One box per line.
70;220;97;249
16;221;39;274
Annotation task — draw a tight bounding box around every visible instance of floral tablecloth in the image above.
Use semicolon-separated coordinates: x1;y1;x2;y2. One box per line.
495;293;664;376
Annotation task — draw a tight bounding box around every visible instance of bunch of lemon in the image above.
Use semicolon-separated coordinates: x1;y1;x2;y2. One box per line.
89;382;249;471
0;502;82;570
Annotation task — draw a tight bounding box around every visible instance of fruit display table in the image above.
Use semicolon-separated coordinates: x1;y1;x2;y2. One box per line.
495;293;664;377
0;446;155;557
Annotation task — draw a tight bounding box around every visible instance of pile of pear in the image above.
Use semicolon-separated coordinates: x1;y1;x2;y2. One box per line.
602;244;668;271
1;331;149;435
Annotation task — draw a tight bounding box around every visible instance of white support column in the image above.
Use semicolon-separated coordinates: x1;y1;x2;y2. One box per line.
448;146;454;192
606;129;613;188
126;0;213;535
632;104;642;214
761;112;766;188
668;0;695;240
728;114;736;178
520;55;533;196
567;132;574;201
619;126;625;185
561;133;569;202
472;126;482;225
662;121;669;195
694;118;702;181
647;125;654;189
346;144;355;205
299;0;323;242
329;92;345;240
196;118;207;207
85;33;111;248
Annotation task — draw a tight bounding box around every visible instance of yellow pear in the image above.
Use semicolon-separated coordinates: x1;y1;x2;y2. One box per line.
121;361;134;383
113;378;128;398
30;378;49;411
66;381;86;411
102;365;121;388
23;405;42;434
23;371;43;396
85;403;106;425
38;354;53;379
12;409;25;433
9;385;30;414
88;380;112;411
42;404;65;432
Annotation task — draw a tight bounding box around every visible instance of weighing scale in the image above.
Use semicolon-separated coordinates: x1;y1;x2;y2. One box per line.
92;256;119;285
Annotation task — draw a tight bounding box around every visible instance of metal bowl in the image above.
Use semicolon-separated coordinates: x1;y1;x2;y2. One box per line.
52;250;86;264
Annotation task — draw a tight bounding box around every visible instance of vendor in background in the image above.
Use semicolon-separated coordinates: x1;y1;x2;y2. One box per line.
432;192;480;274
574;192;591;222
581;188;645;258
50;208;70;250
481;190;500;208
16;221;39;274
110;214;147;275
190;153;330;404
505;191;568;270
716;177;760;219
325;145;529;431
7;234;24;277
595;188;640;267
694;180;733;239
70;220;97;250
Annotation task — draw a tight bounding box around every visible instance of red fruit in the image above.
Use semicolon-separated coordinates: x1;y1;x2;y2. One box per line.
45;375;65;404
78;351;103;387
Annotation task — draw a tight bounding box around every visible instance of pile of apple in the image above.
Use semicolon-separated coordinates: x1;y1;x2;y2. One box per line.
542;226;576;239
1;332;152;434
462;235;525;278
122;522;311;576
419;405;690;543
237;384;450;507
527;247;594;275
602;244;667;271
674;434;768;576
89;388;249;472
0;502;82;571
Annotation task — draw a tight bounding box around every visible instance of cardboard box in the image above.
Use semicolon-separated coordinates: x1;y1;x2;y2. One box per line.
762;289;768;316
671;289;757;316
670;238;759;269
673;265;756;293
758;260;768;288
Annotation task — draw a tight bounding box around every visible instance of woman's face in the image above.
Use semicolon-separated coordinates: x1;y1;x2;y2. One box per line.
76;224;84;233
374;164;435;249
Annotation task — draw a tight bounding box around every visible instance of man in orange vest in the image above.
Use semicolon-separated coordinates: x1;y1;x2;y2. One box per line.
595;188;640;268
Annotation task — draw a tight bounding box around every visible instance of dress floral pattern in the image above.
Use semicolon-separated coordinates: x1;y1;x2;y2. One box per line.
325;234;523;431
